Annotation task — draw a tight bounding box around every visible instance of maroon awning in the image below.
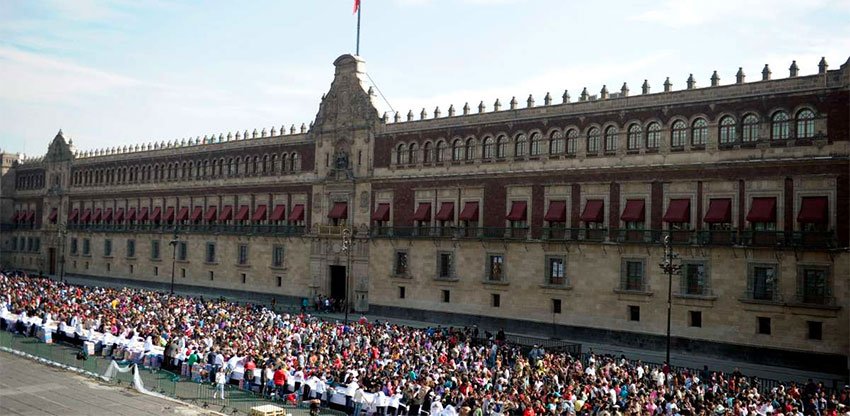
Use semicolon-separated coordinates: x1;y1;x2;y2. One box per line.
114;208;125;223
620;200;645;222
48;208;58;223
413;203;431;221
544;201;567;222
103;208;113;223
92;208;102;223
25;210;35;223
68;208;80;223
11;210;19;222
703;199;731;223
126;208;137;222
176;207;189;221
458;202;479;221
328;202;348;219
289;204;305;222
252;205;267;222
204;206;218;221
435;202;454;221
80;208;91;223
190;207;203;222
663;199;690;223
163;207;175;223
580;200;604;223
797;196;827;224
234;205;250;221
506;201;527;221
150;207;162;222
269;205;287;221
372;203;390;221
137;207;149;222
746;198;776;223
218;205;233;221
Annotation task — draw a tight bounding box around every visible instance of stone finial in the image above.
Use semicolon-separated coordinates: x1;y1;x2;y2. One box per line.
218;133;223;142
203;135;208;143
478;101;485;113
527;94;534;108
407;110;414;121
663;77;672;92
710;70;720;86
235;131;241;140
367;86;374;96
290;125;297;134
600;85;608;99
382;112;389;123
789;60;799;77
300;123;307;133
494;99;501;111
544;92;552;106
509;96;517;110
420;108;427;120
463;102;470;115
448;104;455;117
686;74;695;89
252;129;258;138
434;106;441;118
620;82;629;97
642;80;650;94
270;127;276;136
562;90;570;103
818;57;828;74
180;139;185;146
394;112;401;123
261;128;267;138
243;130;249;139
321;93;326;101
579;87;589;101
736;67;745;84
309;121;314;129
280;125;285;135
761;64;770;81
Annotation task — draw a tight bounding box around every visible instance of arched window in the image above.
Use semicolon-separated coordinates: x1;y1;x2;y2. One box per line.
671;120;687;148
796;109;815;138
587;128;600;154
514;134;527;157
549;131;564;155
646;123;661;149
435;141;448;162
482;137;494;159
408;143;419;163
771;111;789;140
496;135;507;158
218;159;224;176
252;156;259;174
692;118;707;146
452;139;463;161
423;142;433;163
719;116;736;144
396;143;408;165
227;158;233;175
262;155;269;174
281;153;289;173
202;160;209;177
464;138;475;161
627;124;642;150
742;114;759;142
529;132;542;156
566;129;578;155
271;154;278;172
290;153;299;172
604;126;618;152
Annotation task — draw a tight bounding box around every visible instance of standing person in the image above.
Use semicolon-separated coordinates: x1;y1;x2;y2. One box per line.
273;366;287;400
213;367;227;400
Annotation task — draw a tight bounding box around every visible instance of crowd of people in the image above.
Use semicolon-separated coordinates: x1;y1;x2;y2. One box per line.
1;271;848;416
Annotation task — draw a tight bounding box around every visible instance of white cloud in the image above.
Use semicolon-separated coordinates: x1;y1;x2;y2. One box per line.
631;0;831;28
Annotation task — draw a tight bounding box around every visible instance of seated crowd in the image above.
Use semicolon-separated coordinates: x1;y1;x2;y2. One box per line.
1;272;847;416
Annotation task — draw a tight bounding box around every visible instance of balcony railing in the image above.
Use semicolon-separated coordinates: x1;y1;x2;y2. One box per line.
616;229;662;244
541;227;607;242
795;294;835;306
65;223;306;236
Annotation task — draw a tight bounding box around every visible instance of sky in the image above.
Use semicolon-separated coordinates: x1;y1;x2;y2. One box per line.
1;0;849;157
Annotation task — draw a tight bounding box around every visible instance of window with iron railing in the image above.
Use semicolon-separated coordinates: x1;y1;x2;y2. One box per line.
437;252;453;279
546;256;566;286
237;244;248;265
487;254;504;282
681;262;709;296
747;264;778;301
205;242;216;263
620;259;646;292
394;251;408;276
272;245;284;268
797;267;830;305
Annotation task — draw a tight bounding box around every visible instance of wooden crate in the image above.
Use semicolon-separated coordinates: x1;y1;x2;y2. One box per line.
249;404;287;416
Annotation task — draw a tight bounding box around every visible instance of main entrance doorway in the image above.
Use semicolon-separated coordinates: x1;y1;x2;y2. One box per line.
329;265;347;302
48;248;56;275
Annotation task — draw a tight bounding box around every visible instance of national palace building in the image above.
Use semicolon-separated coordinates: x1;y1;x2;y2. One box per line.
2;55;848;376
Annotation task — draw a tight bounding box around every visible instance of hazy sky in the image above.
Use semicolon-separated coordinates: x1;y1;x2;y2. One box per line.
1;0;849;156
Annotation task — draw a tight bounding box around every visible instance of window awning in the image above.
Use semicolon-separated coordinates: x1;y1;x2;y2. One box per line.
176;207;189;221
92;208;102;222
163;207;175;223
68;208;80;223
218;205;233;221
11;210;20;222
137;207;149;222
252;205;267;222
746;197;776;223
204;206;217;222
48;208;58;223
505;201;527;221
103;208;113;223
150;207;162;222
289;204;305;222
703;199;731;223
413;202;432;221
81;208;92;223
114;208;125;223
581;200;604;222
234;205;250;221
25;210;35;222
269;204;287;221
189;207;203;222
328;202;348;219
797;196;827;224
126;208;137;222
458;201;479;221
621;200;645;222
435;202;454;221
663;199;691;223
544;201;567;222
371;203;390;221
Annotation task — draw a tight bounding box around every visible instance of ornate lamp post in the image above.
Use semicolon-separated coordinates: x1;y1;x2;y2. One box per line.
57;223;67;283
658;234;682;365
341;227;353;324
168;230;180;295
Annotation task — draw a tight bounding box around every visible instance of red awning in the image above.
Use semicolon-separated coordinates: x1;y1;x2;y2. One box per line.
663;199;691;223
69;208;80;223
371;203;390;221
544;201;567;222
580;200;604;223
234;205;250;221
204;206;218;221
137;207;149;222
218;205;233;221
797;197;827;223
11;210;19;222
435;202;454;221
746;198;776;223
114;208;125;223
458;202;479;221
506;201;527;221
190;207;203;222
163;207;175;223
150;207;162;222
92;208;102;223
25;210;35;222
269;205;287;221
703;199;731;223
620;200;645;222
413;203;432;221
176;207;189;221
252;205;267;222
81;208;92;223
126;207;137;222
48;208;58;223
289;204;305;222
103;208;113;223
328;202;348;219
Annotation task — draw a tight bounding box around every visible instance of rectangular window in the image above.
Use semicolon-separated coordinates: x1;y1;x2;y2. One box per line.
205;242;216;263
799;267;830;305
177;242;187;261
552;299;562;314
394;251;408;276
241;273;247;284
181;268;186;278
85;262;89;270
151;240;160;260
546;256;565;285
399;286;406;299
807;321;822;340
276;276;282;287
272;245;284;268
129;264;133;274
629;305;640;322
154;266;159;276
438;252;453;278
757;317;771;335
682;263;707;296
491;293;501;308
237;244;248;265
209;271;214;281
488;254;504;281
107;263;111;272
689;311;702;328
82;238;90;256
126;240;136;258
104;239;112;257
622;260;645;291
442;289;450;303
748;264;777;301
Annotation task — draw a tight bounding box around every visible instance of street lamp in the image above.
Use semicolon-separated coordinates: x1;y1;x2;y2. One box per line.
57;223;67;283
341;227;353;324
658;234;682;366
168;230;180;295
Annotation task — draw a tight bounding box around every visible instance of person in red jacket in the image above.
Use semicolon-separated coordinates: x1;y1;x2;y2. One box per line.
273;366;287;399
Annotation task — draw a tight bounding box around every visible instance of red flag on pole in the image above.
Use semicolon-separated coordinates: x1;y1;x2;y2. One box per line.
353;0;360;14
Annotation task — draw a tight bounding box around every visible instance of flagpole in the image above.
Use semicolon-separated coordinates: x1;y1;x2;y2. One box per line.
356;1;361;56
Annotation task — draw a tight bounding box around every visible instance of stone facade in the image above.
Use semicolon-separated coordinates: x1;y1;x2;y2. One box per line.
2;54;849;375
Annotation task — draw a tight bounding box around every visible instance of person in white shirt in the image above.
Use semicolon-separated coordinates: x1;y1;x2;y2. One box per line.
213;368;227;399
